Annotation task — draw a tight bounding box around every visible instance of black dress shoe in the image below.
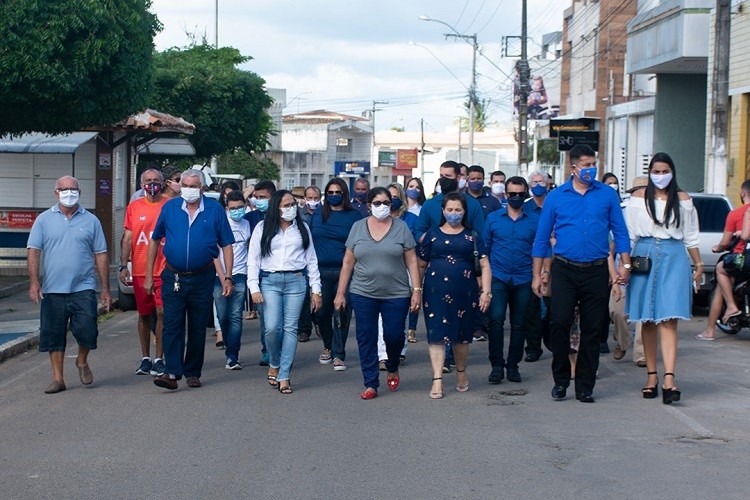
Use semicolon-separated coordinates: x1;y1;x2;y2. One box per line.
551;385;567;400
524;352;541;362
154;374;178;390
577;391;595;403
488;366;504;384
599;342;610;354
297;331;311;342
506;367;522;383
186;376;202;388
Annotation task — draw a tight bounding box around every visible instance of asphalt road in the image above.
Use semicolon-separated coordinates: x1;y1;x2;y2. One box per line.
1;296;750;499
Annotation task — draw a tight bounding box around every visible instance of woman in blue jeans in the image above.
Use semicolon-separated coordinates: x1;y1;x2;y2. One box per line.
334;187;421;400
309;178;363;371
247;190;322;394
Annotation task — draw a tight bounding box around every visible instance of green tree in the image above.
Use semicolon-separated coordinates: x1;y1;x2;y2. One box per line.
537;139;560;165
0;0;161;134
458;96;490;132
217;149;279;181
149;43;274;158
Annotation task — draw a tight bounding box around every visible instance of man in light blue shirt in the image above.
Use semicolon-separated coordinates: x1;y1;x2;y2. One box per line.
27;176;110;394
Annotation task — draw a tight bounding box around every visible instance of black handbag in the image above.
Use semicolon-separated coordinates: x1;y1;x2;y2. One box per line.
471;231;482;276
630;256;651;274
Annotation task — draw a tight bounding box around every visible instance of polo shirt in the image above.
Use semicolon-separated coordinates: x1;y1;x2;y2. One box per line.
243;209;265;235
415;192;486;241
532;178;629;261
152;195;234;273
27;205;107;294
309;207;363;269
351;199;370;217
522;198;544;216
483;208;540;285
468;190;501;218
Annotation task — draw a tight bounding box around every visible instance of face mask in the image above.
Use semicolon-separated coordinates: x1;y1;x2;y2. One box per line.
371;203;391;220
58;189;79;208
281;206;297;221
438;177;458;194
443;211;464;226
327;194;343;206
577;166;597;184
354;191;367;202
650;172;673;190
491;183;505;196
255;198;269;212
390;197;403;212
144;182;162;196
248;196;257;207
608;183;619;190
406;188;420;200
507;197;526;210
181;187;201;203
468;181;484;192
306;200;320;210
530;184;547;197
228;208;246;221
168;181;181;194
458;178;467;190
435;184;442;194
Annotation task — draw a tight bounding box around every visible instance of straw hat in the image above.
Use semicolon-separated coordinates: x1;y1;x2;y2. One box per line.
626;176;648;193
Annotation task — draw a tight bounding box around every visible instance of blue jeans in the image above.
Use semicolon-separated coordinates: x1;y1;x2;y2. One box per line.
39;290;98;352
260;271;307;382
488;278;532;370
315;268;352;359
213;273;246;363
351;293;410;390
161;267;214;379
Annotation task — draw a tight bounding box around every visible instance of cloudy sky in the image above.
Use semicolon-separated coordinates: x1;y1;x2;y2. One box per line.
150;1;568;133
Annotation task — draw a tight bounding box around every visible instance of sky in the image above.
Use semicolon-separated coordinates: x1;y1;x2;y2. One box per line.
150;0;569;133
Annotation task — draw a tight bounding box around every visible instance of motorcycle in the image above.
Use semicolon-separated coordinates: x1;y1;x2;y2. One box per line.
712;246;750;334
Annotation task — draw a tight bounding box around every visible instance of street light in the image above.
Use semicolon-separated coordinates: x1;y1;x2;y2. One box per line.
419;15;478;165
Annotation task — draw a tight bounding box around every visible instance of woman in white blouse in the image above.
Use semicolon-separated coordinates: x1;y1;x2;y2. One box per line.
623;153;702;404
248;190;322;394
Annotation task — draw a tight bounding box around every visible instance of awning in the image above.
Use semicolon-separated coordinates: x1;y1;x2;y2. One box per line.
137;137;195;156
0;132;99;154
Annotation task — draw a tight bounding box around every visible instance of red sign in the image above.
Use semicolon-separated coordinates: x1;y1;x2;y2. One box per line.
7;211;38;229
396;149;418;169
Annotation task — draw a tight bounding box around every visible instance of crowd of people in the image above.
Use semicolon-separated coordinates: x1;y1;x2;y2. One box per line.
28;144;707;404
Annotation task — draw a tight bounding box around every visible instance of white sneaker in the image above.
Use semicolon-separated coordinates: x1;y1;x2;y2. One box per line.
333;358;347;371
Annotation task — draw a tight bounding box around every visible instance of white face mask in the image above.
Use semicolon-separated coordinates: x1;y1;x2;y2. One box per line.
281;206;297;221
181;187;201;203
58;189;80;208
650;172;673;190
608;183;619;190
306;200;320;210
371;203;391;220
435;184;442;194
458;178;467;190
491;183;505;196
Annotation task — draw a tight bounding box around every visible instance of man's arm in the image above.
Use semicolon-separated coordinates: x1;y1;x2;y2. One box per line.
220;244;234;297
95;252;111;311
27;248;43;304
143;239;159;295
119;229;133;286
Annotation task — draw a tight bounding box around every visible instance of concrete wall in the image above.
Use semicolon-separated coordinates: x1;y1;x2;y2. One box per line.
653;73;707;191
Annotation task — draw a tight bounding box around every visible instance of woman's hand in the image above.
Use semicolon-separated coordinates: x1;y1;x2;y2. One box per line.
251;291;264;305
311;293;322;312
410;290;421;312
333;292;346;311
611;283;623;302
693;267;703;293
479;292;491;313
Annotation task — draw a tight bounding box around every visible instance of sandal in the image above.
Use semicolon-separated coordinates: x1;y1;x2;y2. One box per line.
429;377;443;399
267;369;279;387
642;371;658;399
278;382;293;395
662;373;681;404
455;367;469;392
721;310;741;324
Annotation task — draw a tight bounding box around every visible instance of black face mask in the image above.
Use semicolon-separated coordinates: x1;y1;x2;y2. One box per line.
507;197;525;210
439;177;459;194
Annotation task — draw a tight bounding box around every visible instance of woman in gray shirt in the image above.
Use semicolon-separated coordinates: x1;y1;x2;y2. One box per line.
334;187;421;399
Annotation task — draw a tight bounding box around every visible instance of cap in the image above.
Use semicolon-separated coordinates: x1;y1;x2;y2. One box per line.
627;176;648;193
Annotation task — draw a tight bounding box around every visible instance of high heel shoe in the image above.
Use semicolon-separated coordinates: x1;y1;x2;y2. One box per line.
662;372;681;404
642;371;658;399
455;367;469;392
387;372;400;392
429;377;443;399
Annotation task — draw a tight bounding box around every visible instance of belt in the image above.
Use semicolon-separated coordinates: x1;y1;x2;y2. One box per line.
260;269;305;274
554;255;607;268
165;262;214;276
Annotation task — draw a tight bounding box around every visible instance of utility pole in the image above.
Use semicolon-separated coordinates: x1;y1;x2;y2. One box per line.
517;0;530;175
214;0;219;48
445;33;478;165
707;0;730;195
370;100;388;145
420;118;426;169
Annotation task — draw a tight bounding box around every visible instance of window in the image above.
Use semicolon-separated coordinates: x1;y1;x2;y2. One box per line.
336;137;352;153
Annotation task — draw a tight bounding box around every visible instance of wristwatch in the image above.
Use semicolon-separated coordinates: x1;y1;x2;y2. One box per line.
622;263;632;270
118;265;127;272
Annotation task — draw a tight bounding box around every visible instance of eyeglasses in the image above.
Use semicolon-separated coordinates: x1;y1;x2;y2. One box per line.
326;190;343;195
56;188;80;194
506;192;526;198
370;200;391;207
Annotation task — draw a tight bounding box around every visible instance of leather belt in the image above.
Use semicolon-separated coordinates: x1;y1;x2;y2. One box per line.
554;255;607;268
165;262;214;276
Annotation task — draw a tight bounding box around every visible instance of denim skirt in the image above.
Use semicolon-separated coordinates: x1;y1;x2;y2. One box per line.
626;237;692;323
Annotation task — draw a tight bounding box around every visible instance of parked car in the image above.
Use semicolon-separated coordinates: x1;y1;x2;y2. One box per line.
690;192;733;304
117;261;137;311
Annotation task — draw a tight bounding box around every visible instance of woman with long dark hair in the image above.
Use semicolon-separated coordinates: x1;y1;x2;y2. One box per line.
247;190;322;394
309;178;363;371
405;177;427;216
334;187;421;399
624;153;702;404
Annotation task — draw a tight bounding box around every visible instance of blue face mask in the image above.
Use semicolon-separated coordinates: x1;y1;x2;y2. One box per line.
406;188;420;200
577;166;597;184
327;194;343;206
354;191;367;201
228;207;246;221
255;198;270;212
530;184;547;197
390;197;403;211
443;211;464;226
468;180;484;192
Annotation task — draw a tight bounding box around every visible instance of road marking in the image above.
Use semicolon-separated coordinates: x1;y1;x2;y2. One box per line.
664;405;714;436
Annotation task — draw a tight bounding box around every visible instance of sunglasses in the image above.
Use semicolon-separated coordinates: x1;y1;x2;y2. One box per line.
506;192;526;198
370;200;391;207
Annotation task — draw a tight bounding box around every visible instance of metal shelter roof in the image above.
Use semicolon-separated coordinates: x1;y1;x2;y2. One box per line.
0;132;99;154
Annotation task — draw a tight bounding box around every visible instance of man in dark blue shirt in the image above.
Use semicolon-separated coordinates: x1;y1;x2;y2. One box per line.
466;165;501;218
483;176;540;384
146;169;234;390
531;145;631;403
350;177;370;217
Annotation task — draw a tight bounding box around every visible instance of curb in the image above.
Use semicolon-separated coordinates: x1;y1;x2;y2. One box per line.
0;280;29;299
